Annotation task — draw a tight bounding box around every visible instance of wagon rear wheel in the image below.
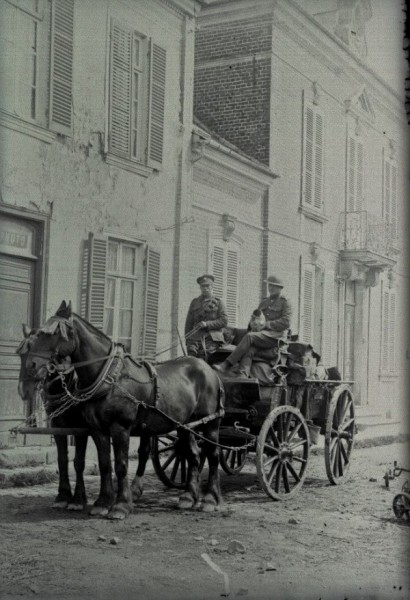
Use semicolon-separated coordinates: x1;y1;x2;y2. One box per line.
151;433;205;489
256;406;310;500
220;446;248;475
325;385;355;484
393;492;410;520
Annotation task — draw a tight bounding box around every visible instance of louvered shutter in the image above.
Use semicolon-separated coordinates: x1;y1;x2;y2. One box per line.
313;112;324;209
303;105;314;206
226;249;239;327
80;240;90;319
384;156;391;225
299;262;315;344
388;292;396;373
142;247;160;359
381;285;389;372
109;20;132;157
87;235;107;330
391;165;397;241
321;270;335;365
347;136;356;212
356;141;364;211
211;244;224;300
49;0;74;134
148;41;166;169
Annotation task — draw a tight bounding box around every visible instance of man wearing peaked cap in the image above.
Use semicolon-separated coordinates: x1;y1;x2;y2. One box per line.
185;274;228;359
214;275;291;377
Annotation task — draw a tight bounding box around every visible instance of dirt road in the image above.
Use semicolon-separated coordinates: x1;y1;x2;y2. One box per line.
0;442;409;600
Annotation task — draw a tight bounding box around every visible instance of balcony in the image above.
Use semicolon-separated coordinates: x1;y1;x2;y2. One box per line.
339;211;397;285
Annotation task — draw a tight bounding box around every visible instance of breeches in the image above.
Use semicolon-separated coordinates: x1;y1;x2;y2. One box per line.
227;332;280;373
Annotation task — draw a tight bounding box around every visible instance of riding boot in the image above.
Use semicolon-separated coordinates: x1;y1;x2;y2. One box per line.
213;360;231;373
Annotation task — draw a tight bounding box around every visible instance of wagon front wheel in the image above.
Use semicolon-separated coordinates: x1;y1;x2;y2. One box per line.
393;492;410;520
151;433;205;489
256;406;310;500
325;385;355;485
220;446;248;475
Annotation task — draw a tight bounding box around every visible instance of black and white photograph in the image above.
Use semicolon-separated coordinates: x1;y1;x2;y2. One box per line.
0;1;409;599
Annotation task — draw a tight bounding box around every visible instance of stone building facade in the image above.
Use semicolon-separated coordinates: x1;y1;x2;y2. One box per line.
193;0;408;412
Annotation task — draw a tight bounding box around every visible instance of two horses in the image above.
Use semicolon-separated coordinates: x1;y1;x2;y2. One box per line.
19;301;223;519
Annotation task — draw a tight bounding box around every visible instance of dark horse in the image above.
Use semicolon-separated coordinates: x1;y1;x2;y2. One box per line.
17;325;89;510
24;301;223;519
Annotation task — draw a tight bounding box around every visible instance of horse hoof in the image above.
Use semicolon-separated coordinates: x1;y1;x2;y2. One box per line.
89;505;110;517
67;503;85;511
52;501;68;509
107;508;129;520
201;502;217;513
177;493;195;510
131;477;143;500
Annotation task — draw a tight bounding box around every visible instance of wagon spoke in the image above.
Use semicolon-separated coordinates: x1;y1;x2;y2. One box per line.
292;455;307;464
286;461;301;483
282;464;290;493
283;413;293;439
264;442;280;455
161;450;177;471
275;463;284;492
341;417;355;431
170;456;181;481
180;457;186;482
267;458;280;486
340;397;352;424
158;441;176;455
340;440;349;465
331;442;339;475
288;438;308;452
287;421;302;443
337;444;344;476
268;426;280;447
277;414;284;442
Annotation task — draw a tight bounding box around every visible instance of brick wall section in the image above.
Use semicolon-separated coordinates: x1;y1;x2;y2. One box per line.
194;19;272;164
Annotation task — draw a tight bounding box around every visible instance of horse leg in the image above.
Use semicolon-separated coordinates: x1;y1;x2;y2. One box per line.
89;431;115;517
107;423;133;520
177;429;201;510
131;432;151;501
201;421;222;512
67;434;88;511
52;434;73;508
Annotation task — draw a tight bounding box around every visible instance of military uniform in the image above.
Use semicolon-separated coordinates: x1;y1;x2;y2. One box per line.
214;275;292;376
185;295;228;359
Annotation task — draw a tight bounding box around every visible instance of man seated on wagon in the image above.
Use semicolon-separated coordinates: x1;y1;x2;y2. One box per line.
214;275;292;378
185;274;228;359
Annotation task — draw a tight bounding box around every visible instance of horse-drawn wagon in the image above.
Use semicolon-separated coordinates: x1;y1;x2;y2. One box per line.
151;341;357;500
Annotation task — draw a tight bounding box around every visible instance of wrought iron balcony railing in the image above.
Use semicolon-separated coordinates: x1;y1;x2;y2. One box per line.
339;211;396;257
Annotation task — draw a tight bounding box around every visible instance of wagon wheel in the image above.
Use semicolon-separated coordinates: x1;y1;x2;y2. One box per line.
392;492;410;521
151;433;205;489
256;406;310;500
220;446;248;475
324;385;355;485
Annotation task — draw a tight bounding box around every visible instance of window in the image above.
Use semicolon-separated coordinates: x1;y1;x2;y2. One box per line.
383;150;397;244
108;19;166;170
380;283;396;376
0;0;74;134
209;239;240;327
302;97;324;211
346;134;364;212
81;234;160;358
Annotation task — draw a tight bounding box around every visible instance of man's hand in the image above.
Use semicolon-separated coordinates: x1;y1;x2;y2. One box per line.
199;321;207;329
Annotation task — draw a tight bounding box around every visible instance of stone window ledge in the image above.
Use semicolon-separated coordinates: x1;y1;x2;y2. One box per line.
0;112;56;144
105;153;154;177
299;204;329;223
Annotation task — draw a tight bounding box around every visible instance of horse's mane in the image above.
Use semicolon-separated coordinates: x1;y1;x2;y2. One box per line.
72;312;112;344
39;311;112;346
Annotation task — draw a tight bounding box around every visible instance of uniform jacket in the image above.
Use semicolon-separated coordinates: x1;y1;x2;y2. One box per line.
185;296;228;343
258;295;291;338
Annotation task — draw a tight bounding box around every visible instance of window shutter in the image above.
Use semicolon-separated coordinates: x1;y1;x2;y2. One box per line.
303;105;314;206
80;240;90;319
109;20;132;157
356;141;364;211
299;261;315;344
87;234;107;330
313;112;323;210
226;248;239;327
147;41;166;169
347;136;356;212
384;157;391;224
388;292;396;373
142;247;160;359
381;286;389;372
391;165;397;241
211;244;225;300
321;270;335;365
49;0;74;135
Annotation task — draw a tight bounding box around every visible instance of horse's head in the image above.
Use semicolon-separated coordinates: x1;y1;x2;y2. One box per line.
24;301;77;380
16;324;41;402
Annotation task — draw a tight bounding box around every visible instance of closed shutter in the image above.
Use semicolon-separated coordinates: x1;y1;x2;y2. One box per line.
302;95;324;210
384;156;391;224
321;270;335;365
148;41;166;169
80;234;107;330
356;141;364;211
381;285;389;372
109;20;132;157
49;0;74;134
384;153;398;243
142;247;160;359
226;249;239;326
391;165;397;241
347;136;364;212
388;292;396;373
80;240;90;319
211;244;224;300
299;261;315;344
